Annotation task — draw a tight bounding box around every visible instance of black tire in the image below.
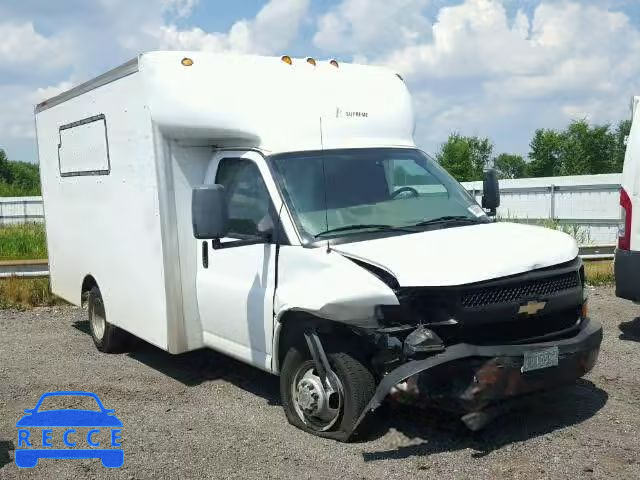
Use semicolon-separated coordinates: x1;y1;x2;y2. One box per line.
87;286;128;353
280;342;376;442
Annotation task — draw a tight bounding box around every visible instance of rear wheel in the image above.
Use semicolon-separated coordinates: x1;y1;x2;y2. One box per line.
88;286;128;353
280;343;376;441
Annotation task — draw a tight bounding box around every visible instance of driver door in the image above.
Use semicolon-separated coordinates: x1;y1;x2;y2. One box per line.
196;152;280;370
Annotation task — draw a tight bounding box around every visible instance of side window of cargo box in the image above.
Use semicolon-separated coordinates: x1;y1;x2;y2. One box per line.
215;158;277;239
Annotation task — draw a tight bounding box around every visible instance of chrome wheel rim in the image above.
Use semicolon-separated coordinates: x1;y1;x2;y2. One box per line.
291;362;343;431
90;297;106;341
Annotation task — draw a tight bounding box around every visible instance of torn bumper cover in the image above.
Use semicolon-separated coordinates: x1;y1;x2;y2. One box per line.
354;317;602;433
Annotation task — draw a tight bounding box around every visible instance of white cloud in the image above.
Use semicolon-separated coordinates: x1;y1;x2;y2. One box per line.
313;0;431;58
0;80;75;140
0;0;310;157
361;0;640;154
29;80;76;106
158;0;310;54
0;22;70;72
162;0;200;18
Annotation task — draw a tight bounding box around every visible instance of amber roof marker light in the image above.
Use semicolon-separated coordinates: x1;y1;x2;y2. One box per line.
181;57;194;67
306;57;317;66
329;59;339;68
281;55;293;65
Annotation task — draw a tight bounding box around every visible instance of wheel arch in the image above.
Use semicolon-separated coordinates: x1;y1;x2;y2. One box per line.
80;274;98;307
273;309;372;375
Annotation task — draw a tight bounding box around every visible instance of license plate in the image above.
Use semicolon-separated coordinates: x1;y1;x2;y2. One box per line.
521;347;559;373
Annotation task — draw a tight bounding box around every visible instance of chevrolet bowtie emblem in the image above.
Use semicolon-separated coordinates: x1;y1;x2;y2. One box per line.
518;300;547;315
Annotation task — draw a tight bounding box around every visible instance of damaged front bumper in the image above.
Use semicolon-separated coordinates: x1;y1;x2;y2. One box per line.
354;317;602;433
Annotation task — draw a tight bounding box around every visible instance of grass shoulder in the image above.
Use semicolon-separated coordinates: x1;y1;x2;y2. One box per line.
0;223;47;261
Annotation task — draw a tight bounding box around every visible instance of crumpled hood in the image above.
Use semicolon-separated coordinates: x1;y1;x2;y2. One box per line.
332;222;579;287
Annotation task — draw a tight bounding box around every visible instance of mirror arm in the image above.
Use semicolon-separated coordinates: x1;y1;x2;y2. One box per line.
211;234;272;250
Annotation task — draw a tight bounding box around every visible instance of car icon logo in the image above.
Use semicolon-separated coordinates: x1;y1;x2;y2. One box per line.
15;391;123;468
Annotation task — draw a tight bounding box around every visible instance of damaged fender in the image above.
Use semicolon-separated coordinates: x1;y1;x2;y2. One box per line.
273;245;398;328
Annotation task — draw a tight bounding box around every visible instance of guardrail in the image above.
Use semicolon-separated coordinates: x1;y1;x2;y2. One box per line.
0;247;616;279
0;259;49;278
578;245;615;260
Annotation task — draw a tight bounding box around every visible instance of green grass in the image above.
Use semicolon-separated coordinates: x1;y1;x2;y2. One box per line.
0;223;47;260
0;223;53;308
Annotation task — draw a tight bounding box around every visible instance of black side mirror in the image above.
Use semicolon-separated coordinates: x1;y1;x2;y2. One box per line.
482;169;500;216
192;185;228;239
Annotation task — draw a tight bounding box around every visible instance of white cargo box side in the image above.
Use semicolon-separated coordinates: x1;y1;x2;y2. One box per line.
35;62;177;352
34;50;417;358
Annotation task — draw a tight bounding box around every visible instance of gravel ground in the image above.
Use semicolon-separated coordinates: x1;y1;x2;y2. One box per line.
1;286;639;479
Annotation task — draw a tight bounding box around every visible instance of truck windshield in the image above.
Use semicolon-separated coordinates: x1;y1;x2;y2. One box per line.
270;148;488;243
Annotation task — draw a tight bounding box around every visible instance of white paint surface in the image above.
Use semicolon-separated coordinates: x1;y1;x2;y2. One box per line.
622;96;640;251
275;246;398;327
332;222;579;287
36;72;171;351
139;51;414;153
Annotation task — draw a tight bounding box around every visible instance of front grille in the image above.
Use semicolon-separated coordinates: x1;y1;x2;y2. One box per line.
461;271;580;308
455;310;581;345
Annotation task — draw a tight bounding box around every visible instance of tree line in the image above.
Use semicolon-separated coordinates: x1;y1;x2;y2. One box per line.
0;148;41;196
437;119;631;181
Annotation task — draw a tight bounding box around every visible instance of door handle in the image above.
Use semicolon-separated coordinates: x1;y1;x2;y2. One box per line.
202;241;209;268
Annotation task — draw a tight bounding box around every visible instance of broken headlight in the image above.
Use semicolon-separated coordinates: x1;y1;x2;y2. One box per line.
403;325;445;356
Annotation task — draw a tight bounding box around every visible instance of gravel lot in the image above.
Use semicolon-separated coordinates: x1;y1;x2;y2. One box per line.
1;286;639;479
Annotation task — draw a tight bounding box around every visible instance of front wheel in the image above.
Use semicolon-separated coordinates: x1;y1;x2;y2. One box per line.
280;344;376;441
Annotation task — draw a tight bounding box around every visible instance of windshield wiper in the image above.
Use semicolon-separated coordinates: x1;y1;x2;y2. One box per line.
314;224;409;238
410;215;481;228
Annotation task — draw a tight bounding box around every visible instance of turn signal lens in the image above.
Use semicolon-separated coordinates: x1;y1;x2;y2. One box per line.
181;57;194;67
281;55;293;65
329;59;339;68
581;300;589;318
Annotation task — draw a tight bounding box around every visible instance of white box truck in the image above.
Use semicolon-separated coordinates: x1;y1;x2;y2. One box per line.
36;51;602;440
615;96;640;303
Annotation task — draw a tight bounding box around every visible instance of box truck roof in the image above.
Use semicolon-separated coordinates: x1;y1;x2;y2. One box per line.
36;51;416;153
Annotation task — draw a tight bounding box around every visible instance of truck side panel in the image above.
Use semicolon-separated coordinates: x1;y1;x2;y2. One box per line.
36;72;171;351
615;96;640;302
623;96;640;251
165;143;213;351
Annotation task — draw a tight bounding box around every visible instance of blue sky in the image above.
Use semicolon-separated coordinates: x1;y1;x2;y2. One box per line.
1;0;639;163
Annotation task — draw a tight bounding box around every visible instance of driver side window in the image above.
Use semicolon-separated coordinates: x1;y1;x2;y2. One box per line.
215;158;276;239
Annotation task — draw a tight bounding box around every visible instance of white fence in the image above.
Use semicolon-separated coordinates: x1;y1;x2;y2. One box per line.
0;196;45;225
0;173;623;244
463;173;622;245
